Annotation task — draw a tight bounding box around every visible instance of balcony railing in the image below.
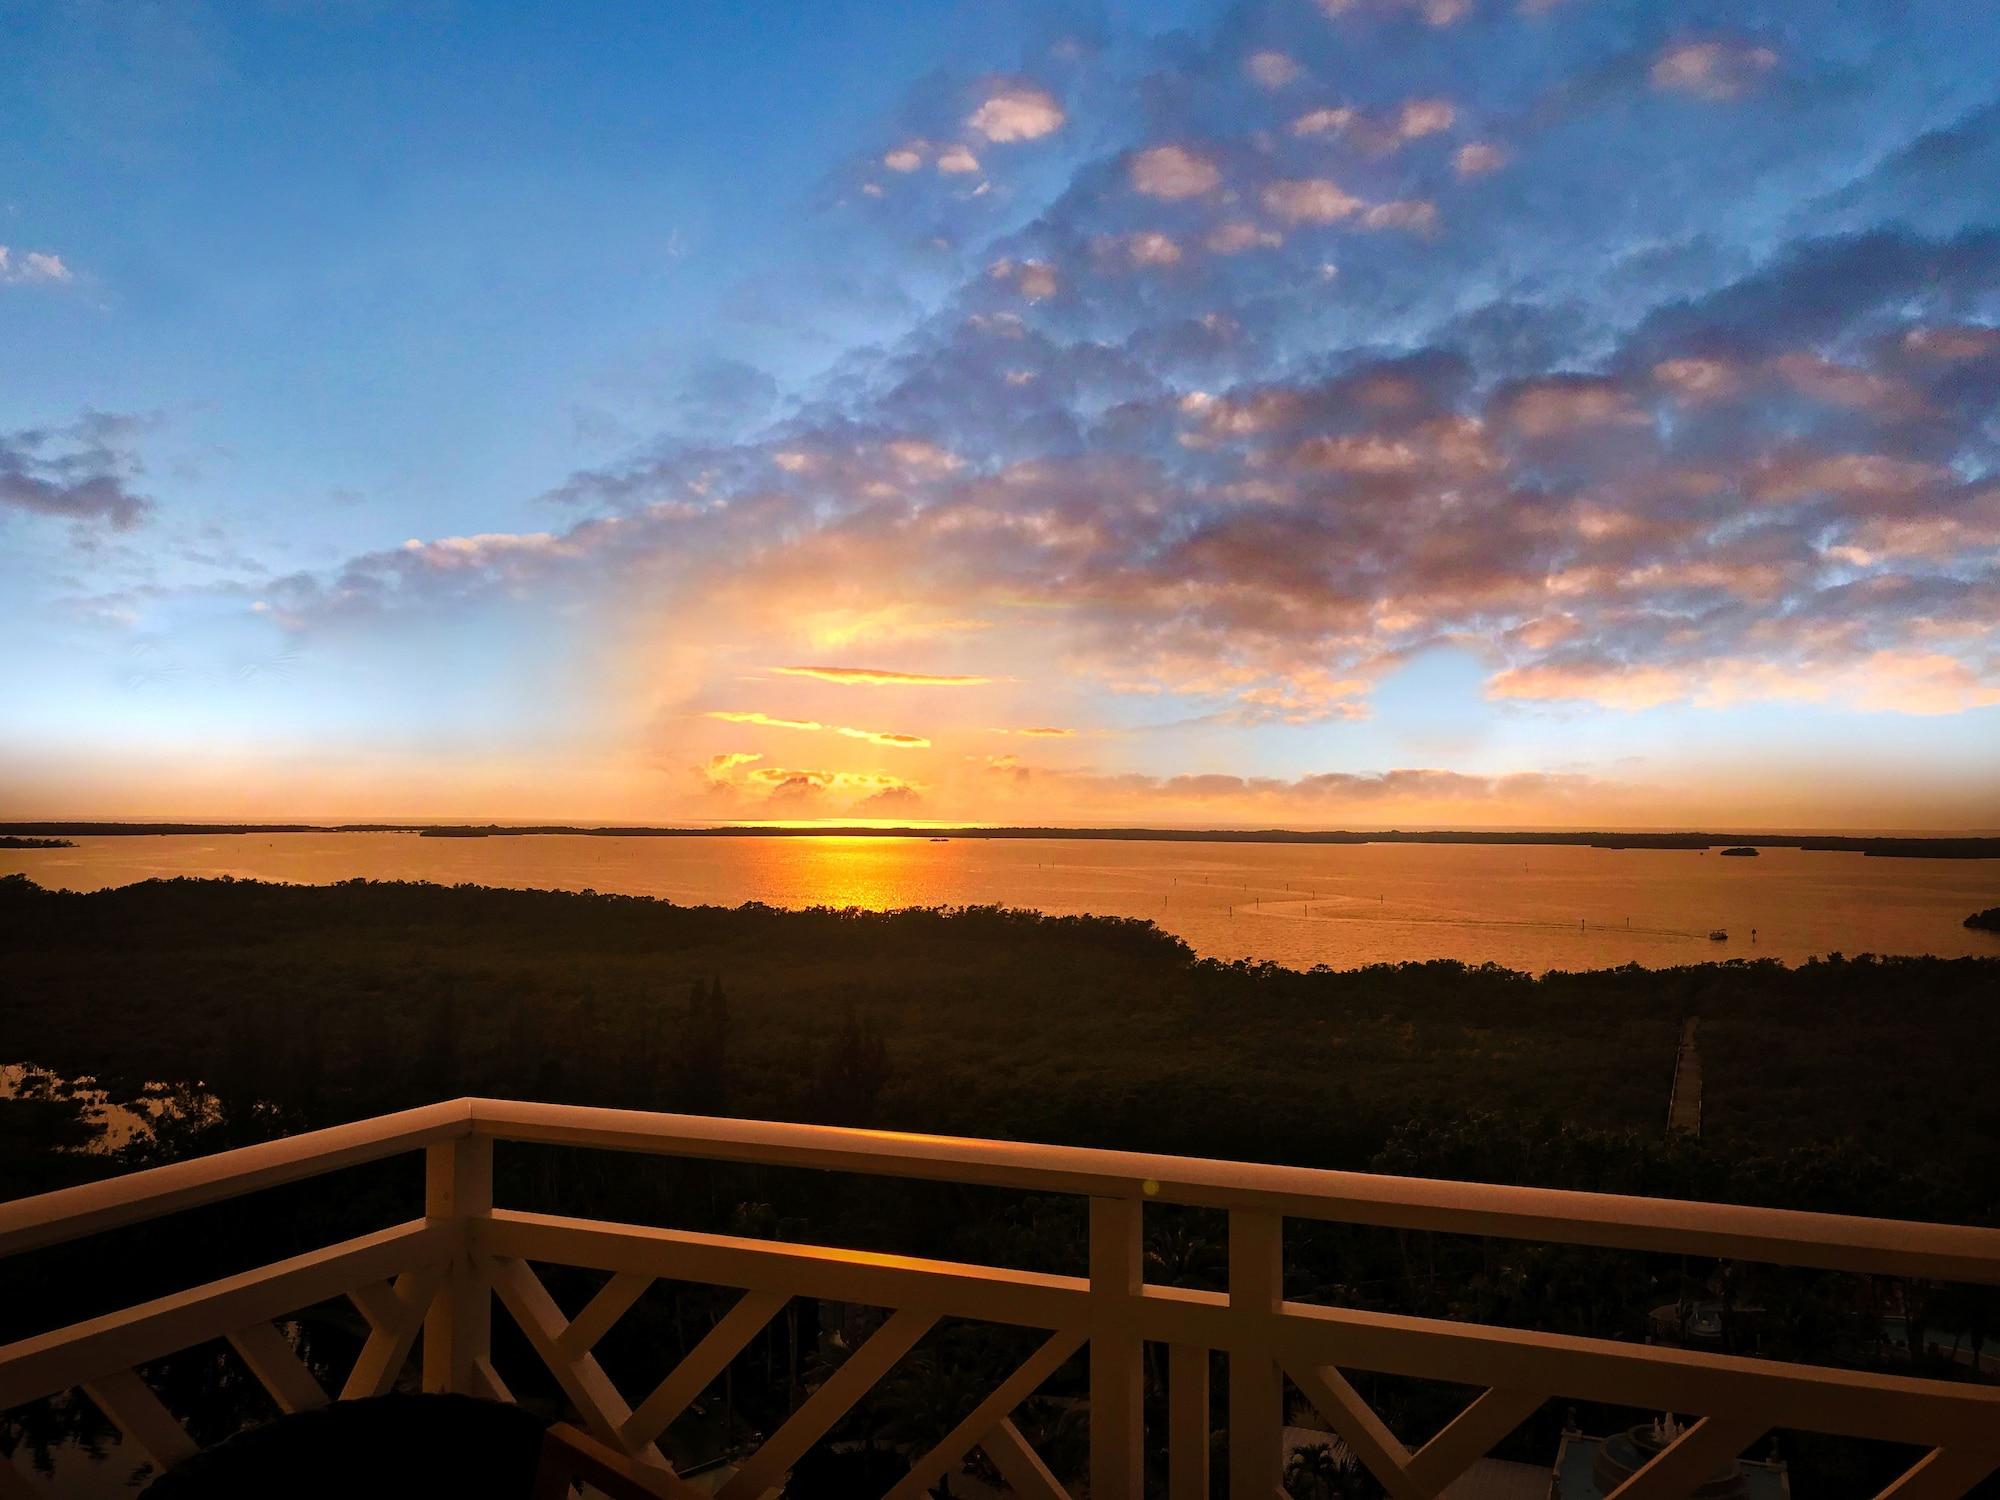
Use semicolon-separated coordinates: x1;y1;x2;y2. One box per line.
3;1097;1999;1499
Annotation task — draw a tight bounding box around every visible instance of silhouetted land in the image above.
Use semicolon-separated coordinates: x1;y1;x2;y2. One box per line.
3;875;1995;1492
5;821;1997;857
1968;907;2000;932
4;874;1995;1186
0;836;71;849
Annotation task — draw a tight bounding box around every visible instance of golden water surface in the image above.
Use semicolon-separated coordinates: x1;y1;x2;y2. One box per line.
8;833;2000;972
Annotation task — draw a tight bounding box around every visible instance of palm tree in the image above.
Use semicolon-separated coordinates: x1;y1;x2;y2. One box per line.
1285;1442;1347;1500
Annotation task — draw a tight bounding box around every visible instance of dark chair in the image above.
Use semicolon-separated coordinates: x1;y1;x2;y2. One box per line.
137;1393;686;1499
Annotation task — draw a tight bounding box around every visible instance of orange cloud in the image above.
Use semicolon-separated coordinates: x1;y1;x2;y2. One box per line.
1259;178;1362;225
772;666;992;686
966;83;1065;142
1206;221;1283;254
706;710;932;748
708;710;821;732
1129;145;1221;200
1452;142;1509;178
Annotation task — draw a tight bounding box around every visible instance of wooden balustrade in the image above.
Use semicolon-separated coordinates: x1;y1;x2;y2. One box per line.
3;1098;1999;1499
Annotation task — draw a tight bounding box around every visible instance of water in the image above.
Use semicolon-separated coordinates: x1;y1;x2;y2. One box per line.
8;832;1999;972
0;1064;167;1151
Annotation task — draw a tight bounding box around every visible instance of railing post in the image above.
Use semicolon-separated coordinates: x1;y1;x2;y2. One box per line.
1090;1196;1145;1500
422;1133;493;1395
1229;1210;1283;1500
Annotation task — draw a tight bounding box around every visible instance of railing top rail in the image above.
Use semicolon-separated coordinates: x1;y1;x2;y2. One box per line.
5;1098;1997;1285
0;1100;471;1259
468;1099;2000;1284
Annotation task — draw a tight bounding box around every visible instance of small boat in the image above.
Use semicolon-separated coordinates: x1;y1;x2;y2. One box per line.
1708;929;1728;941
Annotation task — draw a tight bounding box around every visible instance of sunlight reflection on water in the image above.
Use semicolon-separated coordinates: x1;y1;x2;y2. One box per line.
7;832;2000;972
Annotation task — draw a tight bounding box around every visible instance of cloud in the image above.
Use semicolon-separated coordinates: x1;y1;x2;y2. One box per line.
1490;650;2000;717
706;710;932;748
398;532;565;570
1129;145;1221;200
0;247;74;285
0;412;153;529
1749;452;1946;506
1496;376;1647;437
702;751;764;783
1121;231;1182;267
935;144;981;175
1260;178;1362;224
771;666;992;686
988;257;1059;301
1902;325;2000;361
1487;660;1691;710
1650;39;1779;101
1290;107;1356;138
735;765;925;806
883;142;926;172
1206;221;1283;254
1289;99;1456;156
1359;200;1439;234
1245;51;1302;90
967;83;1065;142
1314;0;1471;26
1452;142;1509;178
1652;357;1741;401
1396;99;1455;139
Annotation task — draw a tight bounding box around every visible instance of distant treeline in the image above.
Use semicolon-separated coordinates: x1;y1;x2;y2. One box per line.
5;821;1997;857
4;873;1997;1495
5;872;1997;1193
0;836;71;849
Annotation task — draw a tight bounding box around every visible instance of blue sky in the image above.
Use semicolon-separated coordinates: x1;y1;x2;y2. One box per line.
4;0;1998;826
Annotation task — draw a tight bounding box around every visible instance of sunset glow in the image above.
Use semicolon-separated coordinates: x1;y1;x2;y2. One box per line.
3;1;1997;829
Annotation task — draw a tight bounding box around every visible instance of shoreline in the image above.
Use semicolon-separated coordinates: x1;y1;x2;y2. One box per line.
3;821;1998;858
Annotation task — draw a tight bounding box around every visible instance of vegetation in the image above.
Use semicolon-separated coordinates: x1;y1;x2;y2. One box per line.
3;873;1997;1495
0;836;70;849
1968;907;2000;932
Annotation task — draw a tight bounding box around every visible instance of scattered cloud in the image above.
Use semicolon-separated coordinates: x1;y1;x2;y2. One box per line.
1260;178;1362;224
1360;200;1439;234
1129;145;1221;200
1245;51;1302;90
988;257;1059;301
1;413;153;529
0;247;73;285
1314;0;1471;26
1650;39;1779;100
1206;221;1284;254
967;82;1065;142
1452;142;1509;178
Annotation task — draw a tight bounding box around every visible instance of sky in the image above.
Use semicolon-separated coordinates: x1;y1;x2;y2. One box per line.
3;0;1999;830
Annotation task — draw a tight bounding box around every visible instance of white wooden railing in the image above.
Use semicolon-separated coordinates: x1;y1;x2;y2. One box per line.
4;1098;1999;1499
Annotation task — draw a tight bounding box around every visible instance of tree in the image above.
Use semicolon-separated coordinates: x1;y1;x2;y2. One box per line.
669;976;731;1116
809;1006;892;1125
